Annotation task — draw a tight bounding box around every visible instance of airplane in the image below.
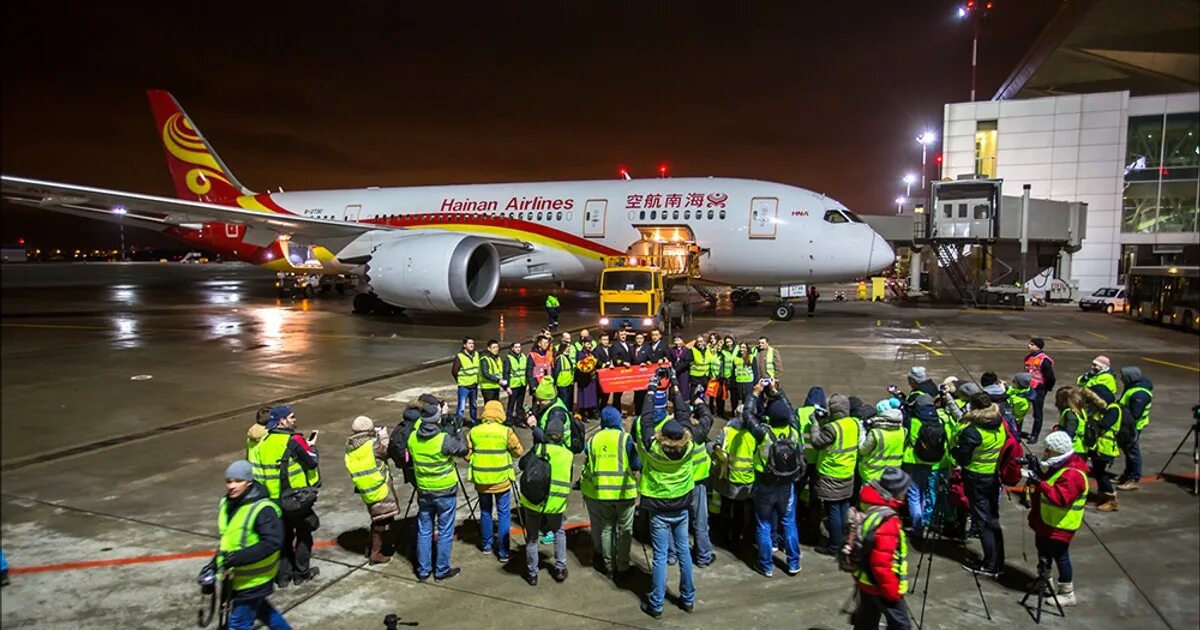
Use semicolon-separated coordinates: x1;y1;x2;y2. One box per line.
2;90;895;320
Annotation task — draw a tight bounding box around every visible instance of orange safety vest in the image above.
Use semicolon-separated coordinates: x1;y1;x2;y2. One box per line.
1024;352;1053;389
530;350;554;382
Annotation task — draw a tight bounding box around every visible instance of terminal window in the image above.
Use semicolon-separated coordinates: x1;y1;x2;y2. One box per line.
1123;112;1199;233
975;120;998;179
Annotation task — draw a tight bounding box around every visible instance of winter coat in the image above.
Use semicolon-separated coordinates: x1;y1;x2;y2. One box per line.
856;484;907;601
951;403;1003;475
1120;366;1153;423
346;431;400;523
1028;453;1090;543
810;394;856;501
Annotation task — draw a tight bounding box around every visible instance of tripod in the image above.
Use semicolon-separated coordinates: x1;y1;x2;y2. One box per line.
911;473;991;627
454;465;479;524
1019;555;1065;623
1156;420;1199;496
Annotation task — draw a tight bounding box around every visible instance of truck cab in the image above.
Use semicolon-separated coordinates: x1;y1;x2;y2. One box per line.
598;247;697;333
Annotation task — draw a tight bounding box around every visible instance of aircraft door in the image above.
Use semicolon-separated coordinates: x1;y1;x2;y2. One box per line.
583;199;607;238
342;204;362;222
749;197;778;239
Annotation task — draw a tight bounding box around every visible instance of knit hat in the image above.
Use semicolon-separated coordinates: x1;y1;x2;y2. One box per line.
266;405;293;430
877;466;911;501
351;415;374;432
1029;337;1045;350
544;415;565;438
225;460;254;482
766;399;791;424
980;372;999;387
481;400;506;422
600;406;622;429
827;394;851;419
420;401;441;420
1093;355;1111;369
402;407;422;424
1044;431;1073;455
1012;372;1032;388
534;378;557;401
875;398;901;415
880;408;903;423
907;366;927;382
661;418;686;440
957;382;982;398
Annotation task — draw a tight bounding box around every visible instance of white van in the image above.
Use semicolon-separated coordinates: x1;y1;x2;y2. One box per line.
1079;286;1126;313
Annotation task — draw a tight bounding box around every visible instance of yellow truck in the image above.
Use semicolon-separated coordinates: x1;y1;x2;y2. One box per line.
597;253;694;334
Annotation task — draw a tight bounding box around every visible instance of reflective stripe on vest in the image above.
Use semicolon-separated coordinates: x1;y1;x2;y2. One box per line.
1024;352;1051;389
689;347;710;377
539;398;572;450
734;362;755;383
1119;386;1152;431
519;443;573;514
1062;409;1088;455
407;431;456;492
218;497;281;591
965;425;1004;475
637;439;696;499
721;425;757;486
545;295;559;308
859;427;905;482
1096;403;1123;458
581;429;637;501
1079;371;1118;399
555;354;574;387
480;354;504;390
754;424;800;473
852;510;908;596
752;347;776;378
468;422;514;485
344;441;390;505
818;417;859;480
1039;467;1088;531
456;352;479;386
249;433;308;500
507;354;528;388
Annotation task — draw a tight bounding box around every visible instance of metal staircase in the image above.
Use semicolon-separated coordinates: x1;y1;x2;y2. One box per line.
691;284;719;306
934;243;978;307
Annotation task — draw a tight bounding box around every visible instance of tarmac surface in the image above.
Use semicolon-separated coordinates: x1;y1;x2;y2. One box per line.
2;262;1198;629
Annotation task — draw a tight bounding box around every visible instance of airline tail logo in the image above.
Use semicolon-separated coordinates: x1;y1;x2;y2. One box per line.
147;90;250;204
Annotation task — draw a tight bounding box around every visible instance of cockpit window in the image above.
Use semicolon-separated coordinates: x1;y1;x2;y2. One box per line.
823;210;848;224
841;209;865;223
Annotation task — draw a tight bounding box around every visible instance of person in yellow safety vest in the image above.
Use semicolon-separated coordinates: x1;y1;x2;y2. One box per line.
901;395;944;545
750;336;782;383
553;332;576;412
857;279;868;301
518;415;574;586
852;467;913;630
544;292;560;330
1116;367;1153;491
1084;385;1125;512
809;394;858;556
713;399;757;549
744;383;803;577
794;386;827;544
248;405;321;587
344;416;400;565
214;460;291;630
451;337;480;426
529;377;577;451
859;403;906;488
713;336;737;417
635;376;698;619
468;401;524;562
688;334;711;388
1075;355;1118;400
246;406;271;457
1006;372;1036;435
505;341;529;426
580;406;642;579
1024;431;1089;607
479;339;510;405
406;399;469;582
950;392;1007;578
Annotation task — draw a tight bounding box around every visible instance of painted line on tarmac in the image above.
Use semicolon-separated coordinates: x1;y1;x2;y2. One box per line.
916;342;944;357
1086;330;1109;340
1141;356;1200;373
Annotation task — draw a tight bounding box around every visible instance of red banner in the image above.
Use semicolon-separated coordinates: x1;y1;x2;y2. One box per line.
597;365;657;393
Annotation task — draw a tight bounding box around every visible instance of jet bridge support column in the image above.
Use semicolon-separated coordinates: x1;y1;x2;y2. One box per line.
908;247;923;296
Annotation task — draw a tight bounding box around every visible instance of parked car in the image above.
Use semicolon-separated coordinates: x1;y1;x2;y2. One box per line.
1079;286;1126;313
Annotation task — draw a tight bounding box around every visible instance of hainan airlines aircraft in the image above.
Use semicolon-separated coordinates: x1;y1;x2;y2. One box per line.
2;90;894;319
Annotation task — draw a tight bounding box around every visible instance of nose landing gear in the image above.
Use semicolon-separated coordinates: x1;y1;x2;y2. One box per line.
772;302;795;321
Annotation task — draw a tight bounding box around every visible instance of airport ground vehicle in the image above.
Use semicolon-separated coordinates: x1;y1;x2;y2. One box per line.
597;243;698;334
276;272;352;299
1127;265;1199;331
1078;286;1127;313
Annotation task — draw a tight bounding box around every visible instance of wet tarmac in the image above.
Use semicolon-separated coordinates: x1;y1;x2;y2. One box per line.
2;262;1198;629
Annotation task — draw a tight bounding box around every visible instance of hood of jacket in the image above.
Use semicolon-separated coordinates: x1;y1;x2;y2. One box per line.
867;411;903;430
346;430;376;452
827;394;851;420
914;379;939;398
913;403;939;423
859;483;905;510
1012;372;1033;389
962;403;1002;429
804;386;827;408
983;383;1007;400
1120;366;1151;390
416;419;443;439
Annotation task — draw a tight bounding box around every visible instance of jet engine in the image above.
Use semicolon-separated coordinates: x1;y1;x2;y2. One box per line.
366;233;500;312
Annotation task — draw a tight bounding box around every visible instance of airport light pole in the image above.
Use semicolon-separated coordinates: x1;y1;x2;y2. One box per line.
895;196;905;215
916;132;936;190
958;1;994;102
903;173;917;197
113;206;126;262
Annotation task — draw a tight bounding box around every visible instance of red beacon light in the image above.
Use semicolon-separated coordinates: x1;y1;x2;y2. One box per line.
618;166;631;180
658;164;668;178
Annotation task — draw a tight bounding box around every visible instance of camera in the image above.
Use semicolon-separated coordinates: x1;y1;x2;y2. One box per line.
654;366;673;380
887;384;901;396
813;406;829;422
1193;403;1200;421
438;414;463;434
1019;453;1042;481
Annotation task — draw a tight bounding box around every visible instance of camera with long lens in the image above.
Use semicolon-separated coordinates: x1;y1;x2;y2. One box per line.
438;413;463;434
1019;453;1042;481
812;406;830;422
654;366;673;380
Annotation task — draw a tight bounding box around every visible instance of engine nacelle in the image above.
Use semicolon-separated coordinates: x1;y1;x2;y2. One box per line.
366;233;500;312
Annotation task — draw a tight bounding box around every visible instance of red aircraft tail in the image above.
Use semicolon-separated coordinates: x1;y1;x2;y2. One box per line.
146;89;252;204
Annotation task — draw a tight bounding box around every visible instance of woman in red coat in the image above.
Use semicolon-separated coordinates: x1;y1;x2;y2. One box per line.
853;467;912;630
1024;431;1089;607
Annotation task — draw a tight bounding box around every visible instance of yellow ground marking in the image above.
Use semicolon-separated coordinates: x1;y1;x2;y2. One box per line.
916;342;944;357
1141;357;1200;373
1086;331;1109;340
914;320;922;328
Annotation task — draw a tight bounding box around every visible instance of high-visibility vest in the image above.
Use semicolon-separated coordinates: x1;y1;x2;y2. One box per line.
1061;409;1088;455
721;425;757;485
519;443;573;514
818;417;859;480
580;429;638;501
720;349;736;379
539;398;572;450
1077;370;1118;399
456;351;480;387
734;361;755;383
530;351;553;382
555;353;574;387
859;426;905;482
407;431;456;492
853;510;908;596
507;353;528;389
217;497;281;591
1039;466;1088;531
344;441;390;505
902;414;943;466
1119;386;1152;431
1007;386;1032;420
964;425;1004;475
753;424;800;473
480;354;504;390
751;347;776;378
689;347;710;378
545;295;560;309
467;422;514;485
637;439;696;500
249;432;313;500
796;406;820;463
691;439;711;483
1024;352;1052;389
1096;403;1123;458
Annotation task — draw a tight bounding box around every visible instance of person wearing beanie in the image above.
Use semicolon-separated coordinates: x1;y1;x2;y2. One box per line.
216;459;289;630
901;398;947;545
809;393;859;556
743;379;803;578
451;337;481;427
1076;356;1118;400
529;377;576;451
1023;338;1057;444
344;416;400;565
904;366;939;412
1024;431;1089;607
1007;373;1036;435
852;466;912;630
407;399;469;582
468;400;524;562
859;407;905;487
248;405;321;588
581;406;642;579
1086;384;1124;512
517;413;574;585
636;373;698;618
951;392;1007;578
1117;366;1153;490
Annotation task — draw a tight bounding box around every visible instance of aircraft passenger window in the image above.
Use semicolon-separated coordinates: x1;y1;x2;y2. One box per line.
673;210;680;220
973;204;990;220
707;210;714;220
639;211;646;220
958;203;968;218
566;211;573;221
537;212;544;221
684;210;691;220
842;210;864;223
719;210;726;220
823;210;848;224
650;211;657;220
556;211;563;221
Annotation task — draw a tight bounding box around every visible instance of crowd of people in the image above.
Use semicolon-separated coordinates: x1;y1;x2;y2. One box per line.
212;330;1155;629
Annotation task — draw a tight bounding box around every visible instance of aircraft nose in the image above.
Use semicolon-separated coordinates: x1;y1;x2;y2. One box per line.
866;231;895;274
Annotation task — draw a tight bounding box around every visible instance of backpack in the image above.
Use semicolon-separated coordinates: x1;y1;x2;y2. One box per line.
1114;404;1136;450
519;445;552;506
763;429;804;483
997;421;1025;486
839;505;896;573
913;419;947;463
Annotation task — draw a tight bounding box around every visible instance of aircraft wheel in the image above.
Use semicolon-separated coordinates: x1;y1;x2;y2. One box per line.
773;303;795;321
746;291;762;306
730;288;746;305
353;292;376;314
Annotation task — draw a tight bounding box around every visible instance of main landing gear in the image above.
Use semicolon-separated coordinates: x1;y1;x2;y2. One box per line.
353;292;405;315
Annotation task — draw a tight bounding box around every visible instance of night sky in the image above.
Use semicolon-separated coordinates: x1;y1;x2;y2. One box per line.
1;2;1060;248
